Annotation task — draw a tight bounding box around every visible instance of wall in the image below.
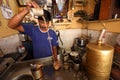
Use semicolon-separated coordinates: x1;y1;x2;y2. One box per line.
0;34;22;54
82;29;119;46
58;29;82;51
59;29;119;52
86;19;120;33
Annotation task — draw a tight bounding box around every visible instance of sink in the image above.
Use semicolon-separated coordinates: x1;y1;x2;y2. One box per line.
0;51;28;76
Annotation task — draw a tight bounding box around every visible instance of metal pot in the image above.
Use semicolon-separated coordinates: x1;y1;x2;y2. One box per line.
18;33;31;42
18;34;27;41
69;51;82;64
77;37;88;47
86;43;114;80
30;64;43;79
72;62;80;72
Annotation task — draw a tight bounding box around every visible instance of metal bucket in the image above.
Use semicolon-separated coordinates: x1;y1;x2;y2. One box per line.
86;43;114;80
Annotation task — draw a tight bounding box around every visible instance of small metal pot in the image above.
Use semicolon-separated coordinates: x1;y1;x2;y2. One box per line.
30;64;43;79
77;37;88;47
72;62;80;72
18;33;30;42
69;51;82;64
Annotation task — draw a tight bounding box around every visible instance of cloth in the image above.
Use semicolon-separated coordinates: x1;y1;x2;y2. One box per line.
22;23;58;59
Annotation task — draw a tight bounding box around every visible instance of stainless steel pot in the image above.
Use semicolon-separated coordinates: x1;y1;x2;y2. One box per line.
69;51;82;64
18;34;27;41
30;64;43;79
18;33;30;42
76;37;88;47
72;62;80;72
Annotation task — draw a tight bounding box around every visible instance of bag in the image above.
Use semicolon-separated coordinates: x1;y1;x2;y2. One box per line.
0;0;13;19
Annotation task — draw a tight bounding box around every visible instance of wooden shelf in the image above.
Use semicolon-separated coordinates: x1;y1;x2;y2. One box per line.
53;22;71;26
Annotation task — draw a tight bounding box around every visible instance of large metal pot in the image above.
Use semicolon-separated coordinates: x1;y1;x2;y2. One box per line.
86;43;114;80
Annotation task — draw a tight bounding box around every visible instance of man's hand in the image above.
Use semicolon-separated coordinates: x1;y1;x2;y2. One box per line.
26;1;40;9
53;60;61;70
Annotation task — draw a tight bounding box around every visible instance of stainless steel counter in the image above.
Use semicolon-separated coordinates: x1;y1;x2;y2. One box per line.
0;56;86;80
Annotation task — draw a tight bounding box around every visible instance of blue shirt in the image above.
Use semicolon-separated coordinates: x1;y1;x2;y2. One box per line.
22;23;58;59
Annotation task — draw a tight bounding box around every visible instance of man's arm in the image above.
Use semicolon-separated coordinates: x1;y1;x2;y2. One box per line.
7;1;39;32
52;46;61;70
7;8;29;32
52;46;58;61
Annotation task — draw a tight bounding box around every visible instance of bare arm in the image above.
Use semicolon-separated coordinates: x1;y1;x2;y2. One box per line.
53;46;61;70
7;8;29;32
7;1;39;32
52;46;58;61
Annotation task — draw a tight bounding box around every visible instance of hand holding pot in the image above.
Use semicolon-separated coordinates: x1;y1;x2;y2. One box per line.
26;1;44;16
26;1;40;8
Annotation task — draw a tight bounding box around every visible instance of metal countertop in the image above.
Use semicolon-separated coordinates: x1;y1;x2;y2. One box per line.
0;56;86;80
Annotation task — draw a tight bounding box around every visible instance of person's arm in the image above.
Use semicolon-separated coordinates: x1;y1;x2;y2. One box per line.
52;46;58;61
7;1;39;32
52;46;61;70
7;7;30;32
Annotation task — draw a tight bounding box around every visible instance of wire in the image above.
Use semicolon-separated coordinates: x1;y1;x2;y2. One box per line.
56;30;63;45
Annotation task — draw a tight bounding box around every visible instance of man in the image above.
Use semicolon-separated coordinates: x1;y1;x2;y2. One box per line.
8;1;60;70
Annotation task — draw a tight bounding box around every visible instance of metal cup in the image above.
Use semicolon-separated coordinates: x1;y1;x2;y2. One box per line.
63;62;69;70
73;63;80;72
30;64;43;79
30;8;44;16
